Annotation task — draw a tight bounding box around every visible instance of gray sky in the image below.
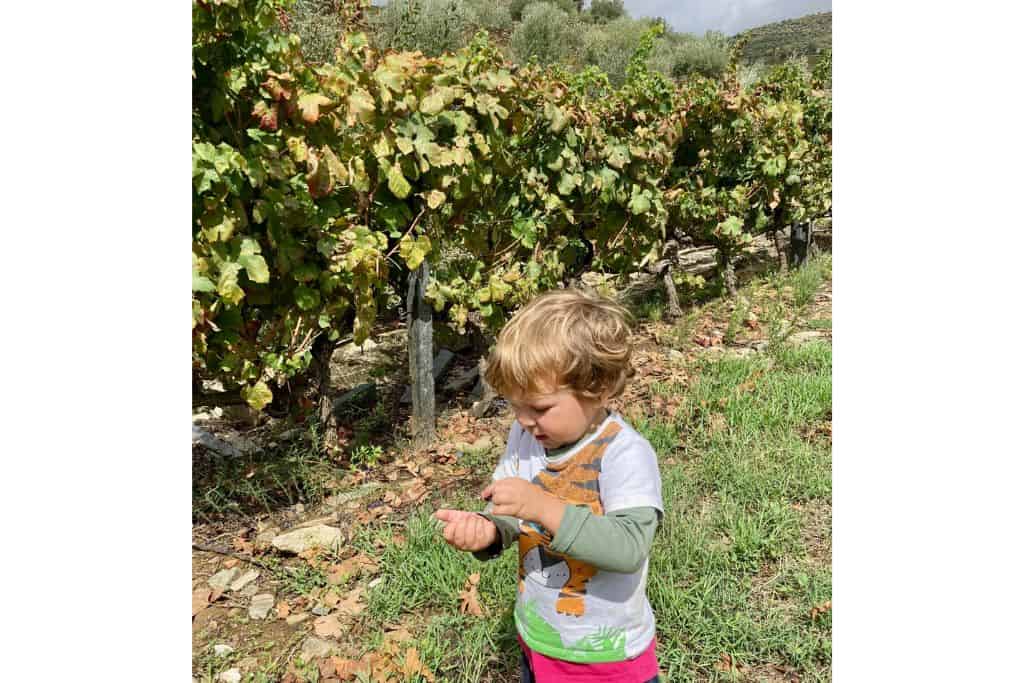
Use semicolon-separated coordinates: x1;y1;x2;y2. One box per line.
618;0;832;36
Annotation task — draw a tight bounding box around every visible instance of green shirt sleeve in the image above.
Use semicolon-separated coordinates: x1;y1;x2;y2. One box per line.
471;512;520;561
471;506;660;571
548;505;661;573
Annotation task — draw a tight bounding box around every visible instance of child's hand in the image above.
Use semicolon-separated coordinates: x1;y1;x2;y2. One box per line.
480;479;554;523
433;509;498;552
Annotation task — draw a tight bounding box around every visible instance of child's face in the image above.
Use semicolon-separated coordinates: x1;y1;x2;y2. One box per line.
508;387;605;450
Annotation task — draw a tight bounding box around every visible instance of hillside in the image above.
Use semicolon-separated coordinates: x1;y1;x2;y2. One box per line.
735;11;832;65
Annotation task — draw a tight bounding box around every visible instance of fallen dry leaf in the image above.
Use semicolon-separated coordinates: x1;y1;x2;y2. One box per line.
232;536;254;554
401;647;436;682
715;653;743;674
336;587;366;617
276;600;291;619
384;625;414;643
322;589;342;608
314;615;344;639
459;572;485;617
223;558;240;569
404;479;428;504
810;600;832;620
192;588;212;618
318;658;338;679
331;656;370;680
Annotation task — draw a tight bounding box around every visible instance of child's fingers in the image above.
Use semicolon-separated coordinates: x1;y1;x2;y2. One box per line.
480;484;494;500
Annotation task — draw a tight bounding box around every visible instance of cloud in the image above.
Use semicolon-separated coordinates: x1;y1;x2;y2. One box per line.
619;0;832;36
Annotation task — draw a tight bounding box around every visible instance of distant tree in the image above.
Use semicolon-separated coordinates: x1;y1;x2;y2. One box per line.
589;0;624;23
287;0;346;64
509;0;576;21
510;2;581;64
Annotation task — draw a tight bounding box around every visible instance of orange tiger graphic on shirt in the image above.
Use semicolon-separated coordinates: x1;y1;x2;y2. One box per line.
517;421;622;617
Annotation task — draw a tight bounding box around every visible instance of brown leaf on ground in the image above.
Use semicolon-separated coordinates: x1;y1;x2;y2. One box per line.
336;586;366;617
420;466;436;479
384;624;414;643
232;536;254;554
331;656;370;680
716;653;743;674
404;479;428;504
810;600;832;620
322;589;342;608
192;588;212;618
401;647;436;682
328;554;379;585
276;600;291;618
459;573;485;617
223;558;240;569
314;614;344;639
357;504;393;524
318;658;339;679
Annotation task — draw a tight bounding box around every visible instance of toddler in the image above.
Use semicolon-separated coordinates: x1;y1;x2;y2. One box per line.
434;289;664;682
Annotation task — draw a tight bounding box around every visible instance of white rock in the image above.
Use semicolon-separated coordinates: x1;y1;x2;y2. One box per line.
213;644;234;657
217;669;242;683
271;524;343;554
301;636;338;659
248;593;275;620
790;330;826;345
208;568;240;592
229;570;259;592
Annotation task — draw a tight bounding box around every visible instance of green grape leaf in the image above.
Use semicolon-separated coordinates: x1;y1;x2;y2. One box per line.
239;253;269;284
399;234;432;270
192;273;216;293
294;285;321;311
241;381;273;411
387;164;412;199
426;190;446;209
628;192;651;215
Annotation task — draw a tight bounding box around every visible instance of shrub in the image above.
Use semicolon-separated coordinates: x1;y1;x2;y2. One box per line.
589;0;625;23
510;2;582;66
287;0;346;64
509;0;576;21
579;17;652;85
463;0;513;33
369;0;470;56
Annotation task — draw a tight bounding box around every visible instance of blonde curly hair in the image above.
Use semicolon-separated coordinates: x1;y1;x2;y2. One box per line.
484;288;635;401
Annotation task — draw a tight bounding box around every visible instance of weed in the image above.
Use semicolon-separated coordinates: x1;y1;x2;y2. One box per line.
349;443;385;470
192;423;338;521
724;297;751;345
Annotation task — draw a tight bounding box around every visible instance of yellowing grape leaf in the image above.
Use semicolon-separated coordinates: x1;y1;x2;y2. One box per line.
297;93;334;124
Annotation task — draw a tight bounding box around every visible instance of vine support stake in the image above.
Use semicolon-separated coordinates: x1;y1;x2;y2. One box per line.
407;259;436;449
